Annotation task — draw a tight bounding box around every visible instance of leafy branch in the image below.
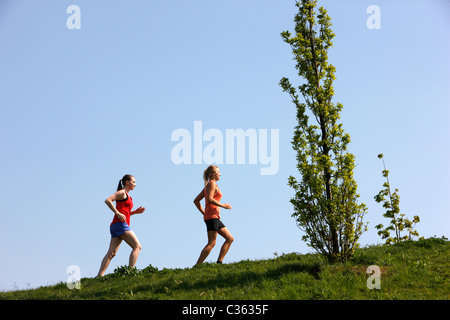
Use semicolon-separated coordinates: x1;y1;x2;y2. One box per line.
374;154;421;244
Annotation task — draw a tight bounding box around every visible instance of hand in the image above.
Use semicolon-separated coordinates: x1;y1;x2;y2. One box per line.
116;212;126;222
133;206;146;214
223;203;232;210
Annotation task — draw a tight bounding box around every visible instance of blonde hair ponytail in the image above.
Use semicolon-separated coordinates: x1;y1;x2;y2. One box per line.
203;165;218;186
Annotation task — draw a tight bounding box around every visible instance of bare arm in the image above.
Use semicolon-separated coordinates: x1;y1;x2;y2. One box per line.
193;189;205;215
131;206;145;215
105;190;127;222
205;181;232;209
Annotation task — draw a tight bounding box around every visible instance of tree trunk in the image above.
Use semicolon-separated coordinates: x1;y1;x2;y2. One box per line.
307;8;339;256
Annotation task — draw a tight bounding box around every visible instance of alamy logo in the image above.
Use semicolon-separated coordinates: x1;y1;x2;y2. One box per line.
171;121;279;175
366;265;381;289
66;265;81;289
366;5;381;30
66;5;81;30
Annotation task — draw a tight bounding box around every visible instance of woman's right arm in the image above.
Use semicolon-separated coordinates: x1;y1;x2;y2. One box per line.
193;189;205;215
105;190;127;222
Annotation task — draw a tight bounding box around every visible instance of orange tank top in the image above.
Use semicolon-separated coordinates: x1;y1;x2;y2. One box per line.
204;182;222;221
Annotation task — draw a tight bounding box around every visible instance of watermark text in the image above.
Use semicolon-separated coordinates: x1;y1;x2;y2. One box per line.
366;5;381;30
171;121;279;175
366;265;381;289
66;5;81;30
66;265;81;289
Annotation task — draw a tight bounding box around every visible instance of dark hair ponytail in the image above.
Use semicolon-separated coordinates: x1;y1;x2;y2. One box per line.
117;174;134;191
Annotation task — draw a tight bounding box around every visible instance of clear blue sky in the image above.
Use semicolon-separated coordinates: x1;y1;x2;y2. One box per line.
0;0;449;291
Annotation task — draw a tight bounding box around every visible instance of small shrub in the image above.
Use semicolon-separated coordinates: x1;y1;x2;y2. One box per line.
112;265;139;277
141;264;159;274
374;154;421;244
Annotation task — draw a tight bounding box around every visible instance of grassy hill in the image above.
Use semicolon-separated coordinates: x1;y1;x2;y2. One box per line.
1;237;448;300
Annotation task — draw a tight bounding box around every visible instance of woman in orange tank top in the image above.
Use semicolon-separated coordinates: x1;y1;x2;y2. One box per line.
193;165;234;265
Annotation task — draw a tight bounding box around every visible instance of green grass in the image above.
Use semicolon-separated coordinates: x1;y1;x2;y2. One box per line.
1;237;448;300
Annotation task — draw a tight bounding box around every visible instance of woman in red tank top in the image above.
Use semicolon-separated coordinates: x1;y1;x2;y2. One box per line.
97;174;146;277
193;165;234;265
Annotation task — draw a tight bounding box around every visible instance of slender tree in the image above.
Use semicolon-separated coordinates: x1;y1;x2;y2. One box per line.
280;0;367;261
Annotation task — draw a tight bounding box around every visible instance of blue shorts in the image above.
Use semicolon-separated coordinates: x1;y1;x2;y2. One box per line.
110;222;132;238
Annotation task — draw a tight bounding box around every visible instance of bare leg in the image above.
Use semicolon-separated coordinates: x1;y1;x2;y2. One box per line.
120;230;142;268
217;227;234;263
97;237;122;277
196;231;218;264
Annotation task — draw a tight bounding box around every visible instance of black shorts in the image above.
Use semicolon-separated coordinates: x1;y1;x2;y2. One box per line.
204;218;226;231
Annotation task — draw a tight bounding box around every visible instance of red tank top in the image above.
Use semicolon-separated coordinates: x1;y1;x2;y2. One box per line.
111;191;133;226
204;182;222;221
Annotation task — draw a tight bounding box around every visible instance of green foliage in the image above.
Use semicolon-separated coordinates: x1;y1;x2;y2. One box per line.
2;238;448;300
280;0;367;261
141;264;159;274
100;264;159;280
111;265;140;277
374;154;421;244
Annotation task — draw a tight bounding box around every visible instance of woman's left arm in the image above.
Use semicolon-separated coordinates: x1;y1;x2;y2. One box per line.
131;206;146;215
